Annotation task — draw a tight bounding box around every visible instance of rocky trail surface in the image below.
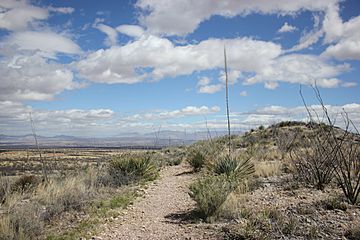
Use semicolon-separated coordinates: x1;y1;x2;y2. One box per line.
94;164;223;240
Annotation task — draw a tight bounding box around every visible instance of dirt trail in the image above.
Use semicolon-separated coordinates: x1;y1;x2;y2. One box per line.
94;164;223;240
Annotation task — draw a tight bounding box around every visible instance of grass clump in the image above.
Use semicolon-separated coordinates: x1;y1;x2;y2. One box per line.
317;196;347;211
103;154;158;187
187;151;205;172
189;174;238;221
345;224;360;240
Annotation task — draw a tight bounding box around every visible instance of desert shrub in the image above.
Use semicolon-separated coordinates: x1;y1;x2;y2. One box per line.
102;154;158;187
290;128;336;190
317;196;347;211
189;174;238;221
11;175;40;193
36;176;93;220
254;161;282;178
212;155;255;179
0;176;13;203
0;202;44;240
345;224;360;240
334;140;360;205
187;151;205;172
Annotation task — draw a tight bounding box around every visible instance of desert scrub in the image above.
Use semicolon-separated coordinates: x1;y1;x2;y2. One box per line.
212;154;255;178
189;174;238;221
254;160;282;178
35;174;94;220
0;201;44;240
187;151;205;172
101;154;158;187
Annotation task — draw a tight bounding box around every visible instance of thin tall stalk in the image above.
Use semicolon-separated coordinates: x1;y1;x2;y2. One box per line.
29;112;48;182
224;47;231;155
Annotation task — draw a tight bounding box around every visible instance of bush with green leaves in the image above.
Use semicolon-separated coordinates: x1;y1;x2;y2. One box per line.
103;154;158;187
189;174;238;221
212;155;255;178
187;151;205;172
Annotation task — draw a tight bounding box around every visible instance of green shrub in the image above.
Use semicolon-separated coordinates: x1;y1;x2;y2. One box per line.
187;151;205;172
212;155;255;178
103;154;158;187
189;175;237;221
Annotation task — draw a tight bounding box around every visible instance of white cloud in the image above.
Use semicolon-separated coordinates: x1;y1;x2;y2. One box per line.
264;82;279;89
94;23;118;46
76;35;281;84
0;0;48;31
243;103;360;129
116;25;145;38
286;15;322;52
0;53;81;101
239;91;247;96
341;82;357;88
48;6;74;14
198;84;223;94
278;22;297;33
322;5;360;60
0;101;115;136
197;76;211;86
0;0;74;31
136;0;339;36
125;105;221;121
219;69;241;85
4;31;81;55
244;54;349;89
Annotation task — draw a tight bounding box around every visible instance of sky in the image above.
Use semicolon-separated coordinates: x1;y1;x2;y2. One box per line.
0;0;359;137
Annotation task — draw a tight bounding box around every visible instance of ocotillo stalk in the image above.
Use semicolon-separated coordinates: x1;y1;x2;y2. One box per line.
224;47;231;155
29;112;48;182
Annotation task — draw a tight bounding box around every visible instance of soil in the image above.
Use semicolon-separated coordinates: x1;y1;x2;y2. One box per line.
93;164;224;240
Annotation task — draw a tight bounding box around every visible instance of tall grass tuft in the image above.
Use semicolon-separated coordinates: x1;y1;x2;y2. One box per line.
187;151;206;172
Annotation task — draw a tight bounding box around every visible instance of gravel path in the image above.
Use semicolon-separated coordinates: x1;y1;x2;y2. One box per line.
94;164;223;240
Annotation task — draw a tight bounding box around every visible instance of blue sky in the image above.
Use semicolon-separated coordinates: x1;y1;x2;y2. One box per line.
0;0;359;137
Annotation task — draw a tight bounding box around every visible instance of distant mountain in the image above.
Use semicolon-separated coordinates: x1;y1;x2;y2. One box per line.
0;130;244;149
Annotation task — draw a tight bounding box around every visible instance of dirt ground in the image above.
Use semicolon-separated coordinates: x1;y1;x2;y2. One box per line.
93;164;224;240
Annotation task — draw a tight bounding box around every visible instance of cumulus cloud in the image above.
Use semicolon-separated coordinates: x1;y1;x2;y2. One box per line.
4;31;82;55
242;103;360;129
197;76;211;86
0;0;48;31
76;35;281;84
197;70;241;94
198;84;223;94
125;105;221;121
116;25;145;38
0;101;115;136
322;5;360;60
136;0;338;36
244;54;349;89
278;22;297;33
0;0;74;31
0;53;81;101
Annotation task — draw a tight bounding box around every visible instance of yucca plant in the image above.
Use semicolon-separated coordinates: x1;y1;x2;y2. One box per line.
212;155;255;179
107;154;158;186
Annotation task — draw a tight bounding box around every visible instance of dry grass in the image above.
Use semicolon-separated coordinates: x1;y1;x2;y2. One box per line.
254;160;282;178
0;150;162;239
